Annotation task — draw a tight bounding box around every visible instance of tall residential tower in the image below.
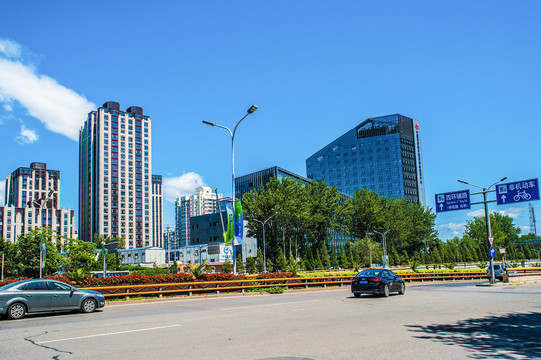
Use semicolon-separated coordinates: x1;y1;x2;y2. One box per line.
306;114;426;205
79;101;163;248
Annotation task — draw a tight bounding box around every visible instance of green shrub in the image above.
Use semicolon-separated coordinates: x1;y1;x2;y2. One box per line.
266;286;287;294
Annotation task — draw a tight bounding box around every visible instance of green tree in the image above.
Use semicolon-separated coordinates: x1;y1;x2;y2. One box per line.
330;245;339;269
235;254;245;274
266;258;274;272
464;213;521;250
246;256;257;274
338;245;348;269
255;252;265;273
66;239;97;270
14;228;68;277
0;237;18;278
275;248;287;272
221;259;233;273
320;243;331;269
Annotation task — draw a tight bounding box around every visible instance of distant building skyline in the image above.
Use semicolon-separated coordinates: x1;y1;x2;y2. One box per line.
78;101;163;249
175;186;222;248
306;114;426;205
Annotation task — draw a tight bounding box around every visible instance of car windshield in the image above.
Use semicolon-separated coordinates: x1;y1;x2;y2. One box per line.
357;270;382;277
0;280;27;291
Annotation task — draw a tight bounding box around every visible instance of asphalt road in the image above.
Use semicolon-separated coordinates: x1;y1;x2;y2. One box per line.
1;281;540;360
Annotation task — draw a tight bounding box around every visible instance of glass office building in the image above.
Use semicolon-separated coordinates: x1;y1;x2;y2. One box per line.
235;166;312;200
306;114;426;206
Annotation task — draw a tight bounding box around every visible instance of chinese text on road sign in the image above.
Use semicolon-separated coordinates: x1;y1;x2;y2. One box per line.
435;190;471;213
496;178;540;205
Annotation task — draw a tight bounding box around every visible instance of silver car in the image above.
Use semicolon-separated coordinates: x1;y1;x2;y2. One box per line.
0;279;105;320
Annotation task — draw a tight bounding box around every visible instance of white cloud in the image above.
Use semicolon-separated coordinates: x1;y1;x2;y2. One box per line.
0;39;22;59
0;180;4;206
438;222;466;236
0;39;95;141
16;125;38;144
163;172;206;203
466;209;486;217
466;207;522;219
496;207;522;219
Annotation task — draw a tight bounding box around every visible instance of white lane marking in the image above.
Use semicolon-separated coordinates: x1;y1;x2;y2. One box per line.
36;325;181;344
221;299;319;311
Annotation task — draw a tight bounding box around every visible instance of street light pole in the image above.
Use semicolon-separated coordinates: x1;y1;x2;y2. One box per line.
458;177;507;284
370;229;391;268
33;189;54;278
203;105;258;274
252;213;276;273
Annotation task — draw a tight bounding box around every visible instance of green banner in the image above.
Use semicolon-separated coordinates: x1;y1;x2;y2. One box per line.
224;202;234;246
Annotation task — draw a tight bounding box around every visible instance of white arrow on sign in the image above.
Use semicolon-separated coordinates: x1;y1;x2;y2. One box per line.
439;204;444;211
501;195;506;203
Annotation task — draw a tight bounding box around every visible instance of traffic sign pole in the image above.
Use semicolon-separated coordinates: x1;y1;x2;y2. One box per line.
483;189;496;285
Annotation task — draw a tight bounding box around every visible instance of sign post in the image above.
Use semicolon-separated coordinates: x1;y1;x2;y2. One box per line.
496;178;539;205
435;190;471;213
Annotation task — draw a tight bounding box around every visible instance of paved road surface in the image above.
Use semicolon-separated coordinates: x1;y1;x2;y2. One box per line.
1;281;540;359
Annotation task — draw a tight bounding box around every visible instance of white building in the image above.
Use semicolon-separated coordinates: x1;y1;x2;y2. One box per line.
0;162;77;245
118;246;166;266
79;101;163;249
175;186;222;248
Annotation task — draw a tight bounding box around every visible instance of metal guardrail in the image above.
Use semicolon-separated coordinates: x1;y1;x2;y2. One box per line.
506;267;541;277
80;272;489;299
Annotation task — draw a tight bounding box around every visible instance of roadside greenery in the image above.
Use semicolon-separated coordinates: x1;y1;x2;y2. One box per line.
0;177;537;281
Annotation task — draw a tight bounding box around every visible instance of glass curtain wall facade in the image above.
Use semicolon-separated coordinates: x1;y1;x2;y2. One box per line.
235;166;312;200
306;114;426;205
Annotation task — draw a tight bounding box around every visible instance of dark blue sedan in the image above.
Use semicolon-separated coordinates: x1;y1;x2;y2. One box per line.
351;269;405;297
0;279;105;320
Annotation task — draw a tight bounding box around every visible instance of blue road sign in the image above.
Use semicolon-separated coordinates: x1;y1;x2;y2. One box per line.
489;247;495;258
435;189;471;213
496;178;540;205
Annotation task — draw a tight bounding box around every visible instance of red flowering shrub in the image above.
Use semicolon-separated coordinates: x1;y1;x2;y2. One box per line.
0;278;30;288
198;273;247;281
45;276;73;284
78;273;195;287
256;272;296;279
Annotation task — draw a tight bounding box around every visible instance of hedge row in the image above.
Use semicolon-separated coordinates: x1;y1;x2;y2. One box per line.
0;272;297;288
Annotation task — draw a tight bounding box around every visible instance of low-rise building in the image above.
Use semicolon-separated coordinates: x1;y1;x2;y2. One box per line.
118;246;166;266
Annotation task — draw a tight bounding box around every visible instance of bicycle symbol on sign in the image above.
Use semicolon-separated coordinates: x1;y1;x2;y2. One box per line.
514;190;531;201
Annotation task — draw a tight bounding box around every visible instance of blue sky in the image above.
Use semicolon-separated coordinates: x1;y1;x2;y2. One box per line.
0;1;540;240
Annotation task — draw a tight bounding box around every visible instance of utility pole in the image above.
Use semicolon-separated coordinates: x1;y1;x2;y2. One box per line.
164;224;172;264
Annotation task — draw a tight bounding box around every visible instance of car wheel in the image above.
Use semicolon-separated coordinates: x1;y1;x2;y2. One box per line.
354;293;361;298
382;284;390;297
81;298;97;313
7;303;26;320
398;283;405;295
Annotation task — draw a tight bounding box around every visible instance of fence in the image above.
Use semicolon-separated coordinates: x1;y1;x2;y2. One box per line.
80;271;491;299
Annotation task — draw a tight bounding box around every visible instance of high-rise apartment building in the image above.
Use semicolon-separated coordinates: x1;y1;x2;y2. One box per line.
306;114;426;205
175;186;222;247
0;162;76;244
79;101;163;248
